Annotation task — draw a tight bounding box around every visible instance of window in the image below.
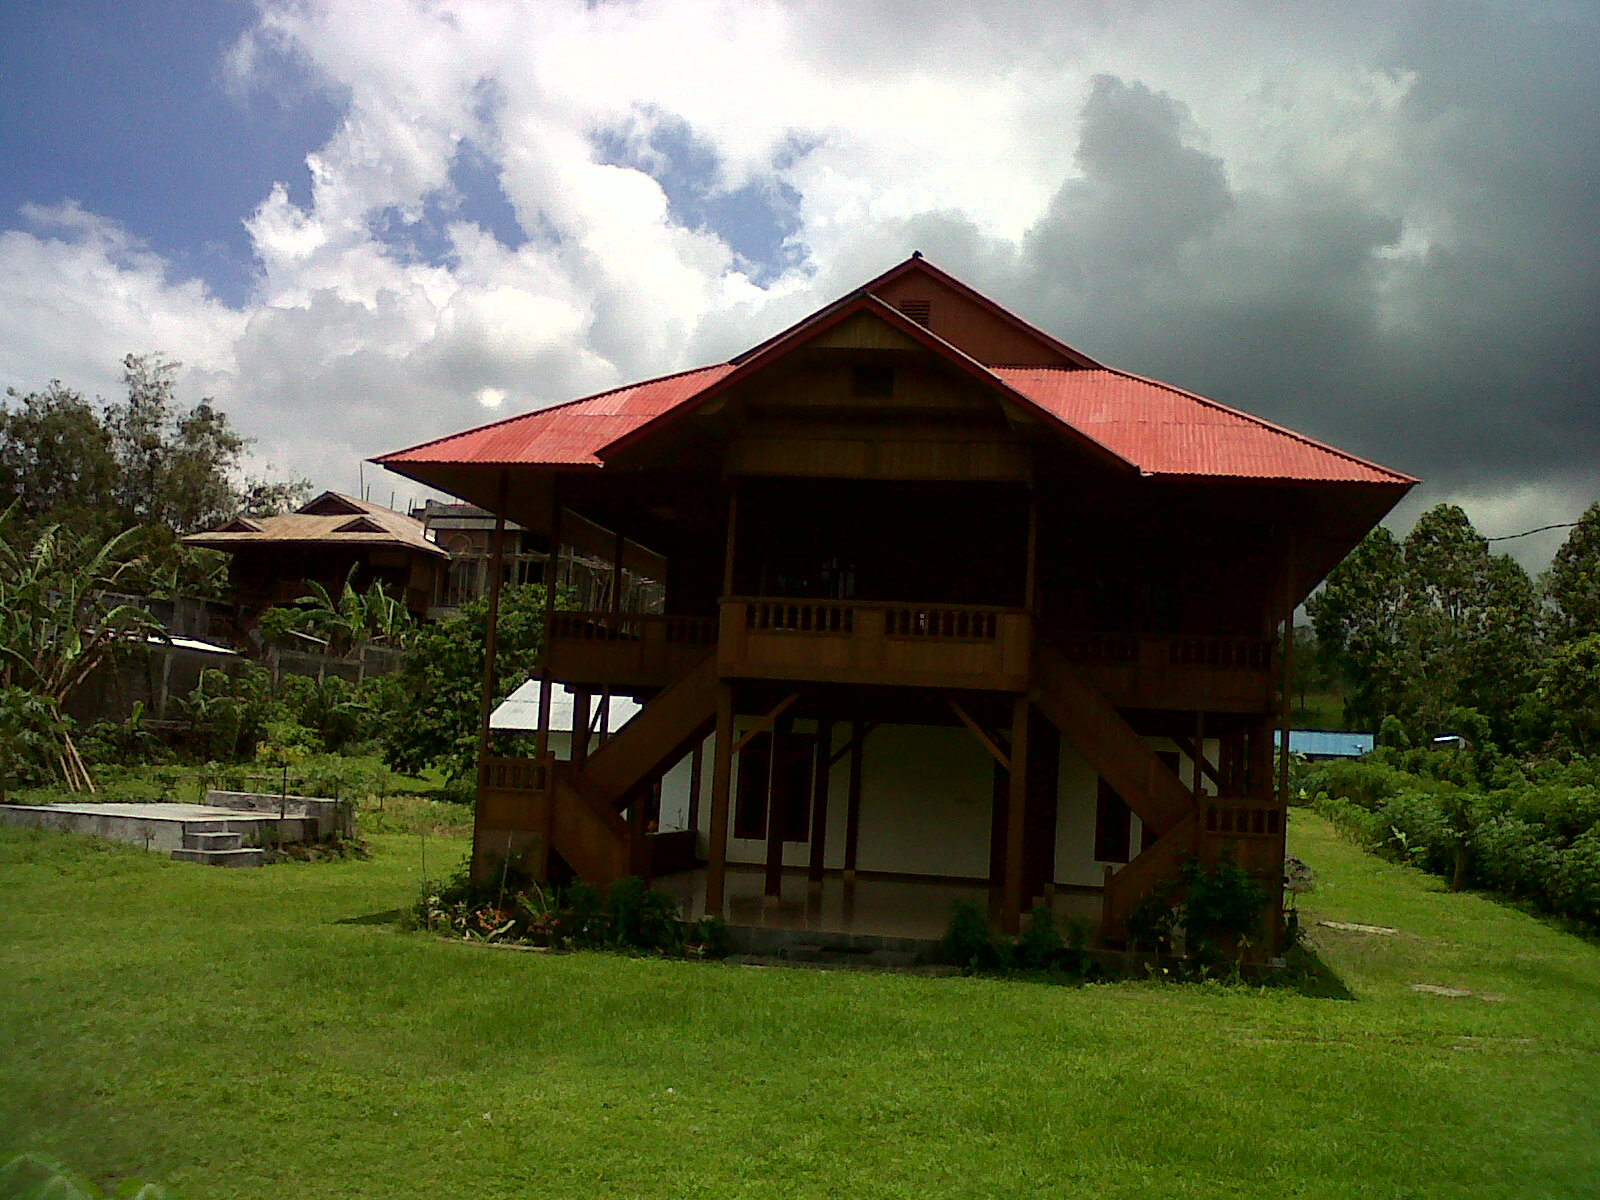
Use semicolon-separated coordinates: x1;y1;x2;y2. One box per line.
732;727;814;841
733;732;772;840
1094;778;1131;863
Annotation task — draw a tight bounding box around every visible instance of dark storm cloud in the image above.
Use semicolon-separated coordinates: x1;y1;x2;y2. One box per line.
996;13;1600;506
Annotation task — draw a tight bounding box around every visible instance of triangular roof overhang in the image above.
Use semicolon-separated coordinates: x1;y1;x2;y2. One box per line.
730;254;1103;370
597;291;1139;477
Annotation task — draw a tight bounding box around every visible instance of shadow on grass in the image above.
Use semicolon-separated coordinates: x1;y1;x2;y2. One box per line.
1279;944;1358;1000
336;908;405;926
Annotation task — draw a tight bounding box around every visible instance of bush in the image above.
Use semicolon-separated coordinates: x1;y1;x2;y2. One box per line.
939;899;1003;970
1309;751;1600;930
412;872;689;954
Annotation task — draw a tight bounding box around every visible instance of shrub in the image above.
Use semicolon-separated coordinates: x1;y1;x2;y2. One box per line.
412;872;690;954
1180;856;1266;955
939;899;1002;970
1014;904;1066;970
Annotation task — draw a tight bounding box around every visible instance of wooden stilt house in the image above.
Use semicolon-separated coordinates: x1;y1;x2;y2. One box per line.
374;255;1414;948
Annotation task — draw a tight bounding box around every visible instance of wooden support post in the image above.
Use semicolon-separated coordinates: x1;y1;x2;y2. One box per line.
534;494;562;762
808;719;833;886
610;528;624;620
470;472;510;885
1024;490;1039;614
705;684;735;917
1002;695;1030;933
474;472;509;791
721;486;738;599
571;689;591;770
843;720;864;880
1278;536;1296;808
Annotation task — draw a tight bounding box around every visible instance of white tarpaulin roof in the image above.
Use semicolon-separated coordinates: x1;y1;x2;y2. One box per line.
490;680;641;733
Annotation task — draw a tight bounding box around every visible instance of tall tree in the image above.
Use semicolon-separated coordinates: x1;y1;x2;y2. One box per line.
1543;502;1600;643
1306;525;1409;730
0;383;117;531
1309;505;1539;743
1;354;309;543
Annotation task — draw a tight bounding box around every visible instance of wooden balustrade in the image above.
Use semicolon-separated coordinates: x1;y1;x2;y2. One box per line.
546;611;719;687
1202;798;1283;838
1051;629;1277;713
884;605;999;640
721;597;1030;690
481;755;550;792
743;599;854;634
549;611;718;645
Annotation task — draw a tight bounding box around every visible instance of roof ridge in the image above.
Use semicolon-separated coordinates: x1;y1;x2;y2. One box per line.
372;362;733;463
998;364;1417;484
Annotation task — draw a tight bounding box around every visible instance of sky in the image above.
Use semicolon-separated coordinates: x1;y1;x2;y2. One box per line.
1;0;1597;572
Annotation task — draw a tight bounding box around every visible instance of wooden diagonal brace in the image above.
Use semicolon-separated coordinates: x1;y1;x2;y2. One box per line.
729;691;802;757
947;698;1010;771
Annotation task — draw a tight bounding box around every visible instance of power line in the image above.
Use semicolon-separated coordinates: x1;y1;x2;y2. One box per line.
1485;521;1581;543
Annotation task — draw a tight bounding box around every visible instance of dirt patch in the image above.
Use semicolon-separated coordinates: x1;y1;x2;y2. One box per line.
1319;920;1398;935
1411;982;1506;1001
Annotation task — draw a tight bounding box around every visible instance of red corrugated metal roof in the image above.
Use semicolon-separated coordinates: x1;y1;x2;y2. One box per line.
376;257;1413;487
995;366;1414;484
378;364;736;466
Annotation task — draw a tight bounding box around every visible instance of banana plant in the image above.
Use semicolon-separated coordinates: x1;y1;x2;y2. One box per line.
0;505;166;790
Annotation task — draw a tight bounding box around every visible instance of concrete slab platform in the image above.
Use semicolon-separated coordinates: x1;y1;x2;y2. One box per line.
0;801;311;859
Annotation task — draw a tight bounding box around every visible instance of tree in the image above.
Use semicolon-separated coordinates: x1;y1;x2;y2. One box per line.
0;382;117;532
1;354;310;543
1535;633;1600;754
1401;505;1539;741
1307;525;1409;730
1543;502;1600;643
379;585;549;784
1309;505;1540;744
0;507;166;789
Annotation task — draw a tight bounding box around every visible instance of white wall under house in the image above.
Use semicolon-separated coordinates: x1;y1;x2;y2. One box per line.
657;722;1218;888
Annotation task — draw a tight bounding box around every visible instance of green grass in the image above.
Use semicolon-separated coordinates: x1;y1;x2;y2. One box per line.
3;815;1598;1198
1290;690;1347;729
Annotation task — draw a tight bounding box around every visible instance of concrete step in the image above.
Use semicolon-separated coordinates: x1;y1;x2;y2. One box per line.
170;847;266;868
183;830;244;851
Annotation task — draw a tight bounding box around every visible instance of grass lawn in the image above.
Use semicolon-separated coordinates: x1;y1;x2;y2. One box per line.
2;814;1598;1199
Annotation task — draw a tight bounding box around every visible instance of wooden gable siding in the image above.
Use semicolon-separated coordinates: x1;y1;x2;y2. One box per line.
873;272;1079;367
728;428;1030;481
805;310;925;353
724;358;1032;482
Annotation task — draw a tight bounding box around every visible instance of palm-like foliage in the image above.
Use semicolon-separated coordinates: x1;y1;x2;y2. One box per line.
0;505;165;788
294;571;414;665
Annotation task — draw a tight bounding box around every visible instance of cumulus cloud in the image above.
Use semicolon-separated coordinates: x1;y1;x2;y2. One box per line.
0;0;1594;570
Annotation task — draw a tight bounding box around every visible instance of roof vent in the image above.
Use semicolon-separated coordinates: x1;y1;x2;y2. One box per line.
896;299;932;327
216;517;263;534
334;516;387;534
300;492;367;516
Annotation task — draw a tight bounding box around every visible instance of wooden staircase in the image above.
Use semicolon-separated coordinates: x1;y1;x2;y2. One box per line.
1032;639;1200;943
473;650;719;888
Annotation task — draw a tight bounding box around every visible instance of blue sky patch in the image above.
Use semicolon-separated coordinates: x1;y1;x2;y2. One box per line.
0;1;342;307
593;109;806;283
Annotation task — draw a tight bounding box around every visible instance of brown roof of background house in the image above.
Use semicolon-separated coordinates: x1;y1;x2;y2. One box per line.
183;491;448;557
